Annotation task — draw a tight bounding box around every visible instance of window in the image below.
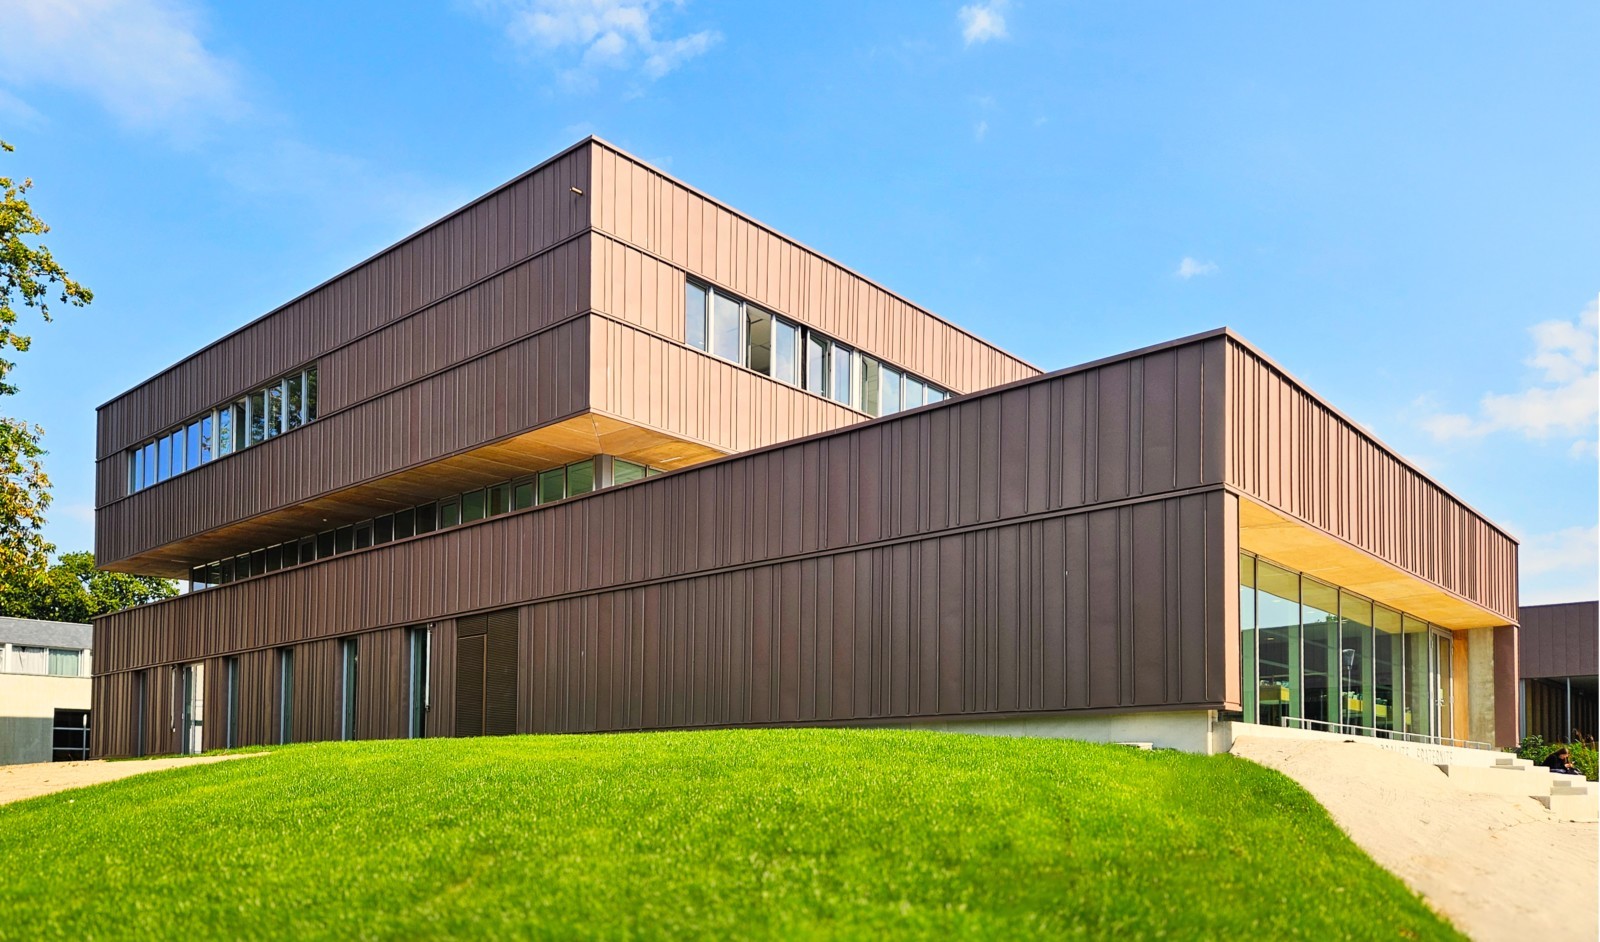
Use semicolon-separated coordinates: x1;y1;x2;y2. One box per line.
298;536;317;564
488;483;511;516
265;544;284;572
804;331;829;395
316;530;336;559
198;414;213;463
831;342;854;405
225;657;241;749
746;305;773;375
438;498;461;529
304;368;318;421
686;281;707;350
335;526;354;554
11;646;46;674
353;521;374;550
568;459;595;496
710;291;742;363
415;502;437;534
278;648;294;745
186;420;202;469
613;459;647;485
538;468;567;504
374;514;394;544
168;428;186;476
266;382;283;438
340;638;358;741
513;481;535;510
286;374;304;430
461;489;486;523
772;319;799;386
408;627;430;739
881;366;902;414
47;648;81;677
248;390;267;445
394;508;416;539
158;434;172;480
904;377;926;409
858;356;881;417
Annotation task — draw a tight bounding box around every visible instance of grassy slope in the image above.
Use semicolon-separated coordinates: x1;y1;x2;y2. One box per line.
0;729;1459;940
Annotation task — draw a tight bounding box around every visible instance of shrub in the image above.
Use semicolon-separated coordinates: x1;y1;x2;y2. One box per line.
1515;734;1598;781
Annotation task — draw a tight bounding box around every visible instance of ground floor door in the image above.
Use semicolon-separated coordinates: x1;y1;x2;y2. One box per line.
1432;629;1454;744
180;662;205;755
455;609;518;737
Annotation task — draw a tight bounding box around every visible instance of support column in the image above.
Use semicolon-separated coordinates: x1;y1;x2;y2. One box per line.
1464;627;1503;747
1492;625;1519;749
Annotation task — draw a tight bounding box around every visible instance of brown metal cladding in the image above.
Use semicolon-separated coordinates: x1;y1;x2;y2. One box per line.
588;317;868;457
1225;337;1518;622
91;335;1231;755
97;319;592;566
586;142;1037;394
1518;601;1598;679
95;144;592;461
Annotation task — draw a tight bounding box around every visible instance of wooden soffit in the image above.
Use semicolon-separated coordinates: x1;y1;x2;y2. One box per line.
1239;497;1508;630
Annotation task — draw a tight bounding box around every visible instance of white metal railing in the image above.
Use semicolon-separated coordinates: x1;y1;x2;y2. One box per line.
1279;715;1492;750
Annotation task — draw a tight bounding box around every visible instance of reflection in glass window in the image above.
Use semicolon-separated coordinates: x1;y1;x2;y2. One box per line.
169;428;186;476
904;377;926;409
538;468;567;504
711;293;741;363
266;383;283;438
186;421;202;468
831;342;853;405
198;415;213;463
772;320;799;385
568;460;595;495
613;459;647;485
1339;591;1373;731
881;366;902;414
513;481;535;510
1301;578;1338;727
745;306;772;375
1372;605;1401;733
248;391;267;445
804;332;828;395
304;368;318;421
857;356;881;417
286;374;304;430
438;500;461;528
489;483;511;516
1240;554;1258;723
158;435;172;480
1402;615;1431;737
461;489;486;523
686;281;707;350
1256;560;1299;728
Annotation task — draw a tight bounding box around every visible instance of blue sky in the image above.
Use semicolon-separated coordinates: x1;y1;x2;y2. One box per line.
1;1;1595;603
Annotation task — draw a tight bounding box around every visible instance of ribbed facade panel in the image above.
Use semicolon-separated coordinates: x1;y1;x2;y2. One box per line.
1226;339;1518;621
96;321;592;565
91;338;1230;755
587;143;1036;395
1519;601;1598;679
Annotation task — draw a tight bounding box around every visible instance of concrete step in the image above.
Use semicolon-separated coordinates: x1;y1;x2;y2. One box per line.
1435;762;1560;797
1538;781;1599;822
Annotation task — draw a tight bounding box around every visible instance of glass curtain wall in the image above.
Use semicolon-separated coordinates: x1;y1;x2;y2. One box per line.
1238;551;1458;744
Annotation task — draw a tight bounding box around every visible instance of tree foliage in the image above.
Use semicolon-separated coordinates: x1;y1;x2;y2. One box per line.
0;139;92;591
0;550;178;621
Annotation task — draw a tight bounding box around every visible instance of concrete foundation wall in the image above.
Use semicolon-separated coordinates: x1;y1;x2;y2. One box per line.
903;710;1226;754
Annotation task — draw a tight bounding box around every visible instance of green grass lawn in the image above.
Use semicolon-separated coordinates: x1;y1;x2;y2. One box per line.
0;728;1459;940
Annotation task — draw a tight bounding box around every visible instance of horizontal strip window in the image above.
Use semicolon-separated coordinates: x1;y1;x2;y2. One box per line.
685;280;949;417
3;645;87;677
127;367;318;494
188;455;664;590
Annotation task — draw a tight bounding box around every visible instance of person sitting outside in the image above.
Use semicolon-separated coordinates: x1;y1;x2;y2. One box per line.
1543;747;1584;776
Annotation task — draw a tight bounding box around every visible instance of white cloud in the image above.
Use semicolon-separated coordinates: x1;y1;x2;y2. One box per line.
1175;257;1219;279
974;120;988;141
959;1;1009;46
1519;524;1600;604
474;0;720;81
0;0;244;139
1421;298;1599;451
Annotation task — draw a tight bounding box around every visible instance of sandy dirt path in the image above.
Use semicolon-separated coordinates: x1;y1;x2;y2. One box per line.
0;753;267;806
1232;736;1597;942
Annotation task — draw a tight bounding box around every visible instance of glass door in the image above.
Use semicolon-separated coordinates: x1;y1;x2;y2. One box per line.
1433;631;1454;744
181;662;205;755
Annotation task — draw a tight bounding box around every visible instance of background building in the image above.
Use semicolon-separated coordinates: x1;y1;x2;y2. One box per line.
1;617;93;764
89;138;1520;757
1519;601;1598;744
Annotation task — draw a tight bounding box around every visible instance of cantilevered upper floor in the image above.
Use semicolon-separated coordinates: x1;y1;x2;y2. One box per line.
94;138;1039;578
